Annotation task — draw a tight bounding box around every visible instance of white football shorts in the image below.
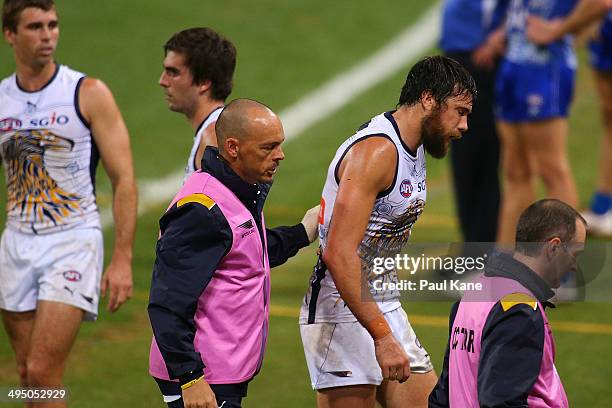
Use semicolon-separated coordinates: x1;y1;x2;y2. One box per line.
0;226;103;321
300;307;433;390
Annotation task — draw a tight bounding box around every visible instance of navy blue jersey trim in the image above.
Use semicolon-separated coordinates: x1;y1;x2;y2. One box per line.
307;252;328;324
195;105;224;136
89;134;100;196
333;134;398;200
77;75;98;195
16;63;60;93
74;76;91;129
357;119;372;131
377;139;400;199
384;111;417;158
192;106;224;170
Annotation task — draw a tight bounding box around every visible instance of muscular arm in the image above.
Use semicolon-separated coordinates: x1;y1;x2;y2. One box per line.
80;78;137;312
322;136;410;381
527;0;612;45
322;136;396;328
556;0;611;36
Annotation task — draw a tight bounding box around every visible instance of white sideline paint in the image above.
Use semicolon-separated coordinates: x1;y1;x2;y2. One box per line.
100;3;441;227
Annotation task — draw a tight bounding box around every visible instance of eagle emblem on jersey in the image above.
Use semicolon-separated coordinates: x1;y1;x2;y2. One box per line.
359;198;426;290
367;198;425;248
1;129;81;227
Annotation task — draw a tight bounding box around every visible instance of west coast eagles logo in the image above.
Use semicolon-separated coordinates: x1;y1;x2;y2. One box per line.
1;129;81;227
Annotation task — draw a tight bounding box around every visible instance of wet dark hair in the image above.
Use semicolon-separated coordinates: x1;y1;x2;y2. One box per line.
2;0;55;32
515;199;586;256
164;27;236;101
397;55;477;108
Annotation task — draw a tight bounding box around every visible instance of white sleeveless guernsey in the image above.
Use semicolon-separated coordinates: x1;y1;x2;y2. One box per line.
300;111;427;324
0;65;100;234
183;106;223;182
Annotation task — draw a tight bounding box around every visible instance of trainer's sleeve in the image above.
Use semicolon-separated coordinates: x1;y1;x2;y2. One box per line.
428;301;460;407
148;200;232;383
477;302;545;407
266;224;310;268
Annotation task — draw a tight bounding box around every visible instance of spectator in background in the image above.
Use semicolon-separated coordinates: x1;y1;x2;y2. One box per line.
495;0;580;245
439;0;508;253
528;0;612;236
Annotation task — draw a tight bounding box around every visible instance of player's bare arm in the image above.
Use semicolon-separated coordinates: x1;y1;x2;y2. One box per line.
527;0;611;45
472;25;506;69
80;77;137;312
322;136;410;383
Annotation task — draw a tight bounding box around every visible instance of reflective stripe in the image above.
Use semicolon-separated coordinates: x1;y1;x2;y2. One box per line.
501;292;538;312
177;193;216;210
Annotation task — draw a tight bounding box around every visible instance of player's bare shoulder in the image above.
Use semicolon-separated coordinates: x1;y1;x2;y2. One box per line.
78;77;120;124
337;135;397;191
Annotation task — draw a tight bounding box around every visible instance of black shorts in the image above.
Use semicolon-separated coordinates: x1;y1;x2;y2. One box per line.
154;377;248;408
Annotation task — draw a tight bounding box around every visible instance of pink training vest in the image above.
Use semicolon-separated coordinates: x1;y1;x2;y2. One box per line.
149;171;271;384
449;275;569;407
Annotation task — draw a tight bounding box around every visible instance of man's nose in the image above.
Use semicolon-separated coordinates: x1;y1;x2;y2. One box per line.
458;116;468;133
159;72;168;87
274;145;285;161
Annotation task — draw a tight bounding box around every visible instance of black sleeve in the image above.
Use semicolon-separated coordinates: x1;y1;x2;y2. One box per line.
477;302;545;408
147;202;232;383
429;301;460;408
266;223;310;268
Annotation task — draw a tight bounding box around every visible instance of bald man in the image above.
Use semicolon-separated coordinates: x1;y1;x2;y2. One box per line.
148;99;319;408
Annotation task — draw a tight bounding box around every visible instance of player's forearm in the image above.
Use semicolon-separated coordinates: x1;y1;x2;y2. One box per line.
323;249;391;338
560;0;609;37
486;26;506;54
110;177;137;262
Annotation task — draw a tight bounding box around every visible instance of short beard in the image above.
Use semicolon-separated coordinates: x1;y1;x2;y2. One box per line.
421;109;448;159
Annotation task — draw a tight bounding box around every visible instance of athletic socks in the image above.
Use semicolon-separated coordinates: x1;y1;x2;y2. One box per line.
590;192;612;215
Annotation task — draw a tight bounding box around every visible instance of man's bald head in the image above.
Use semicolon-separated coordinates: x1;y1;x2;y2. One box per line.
215;98;281;148
214;98;286;184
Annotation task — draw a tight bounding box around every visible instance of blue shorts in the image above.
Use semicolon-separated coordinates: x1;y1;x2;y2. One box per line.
589;21;612;72
495;60;575;123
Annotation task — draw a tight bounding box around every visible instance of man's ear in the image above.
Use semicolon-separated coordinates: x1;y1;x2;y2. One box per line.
545;236;562;260
224;137;239;159
420;90;436;112
4;28;16;47
197;80;212;96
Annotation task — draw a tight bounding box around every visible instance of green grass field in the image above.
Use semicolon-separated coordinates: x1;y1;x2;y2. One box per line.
1;1;611;406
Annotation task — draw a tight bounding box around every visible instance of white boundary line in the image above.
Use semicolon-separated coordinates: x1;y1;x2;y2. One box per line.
101;3;441;227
